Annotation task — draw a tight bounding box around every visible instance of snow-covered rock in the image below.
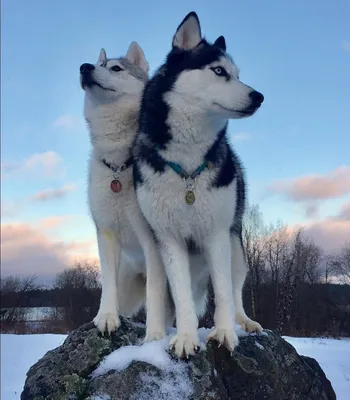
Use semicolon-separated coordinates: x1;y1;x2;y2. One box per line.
20;317;336;399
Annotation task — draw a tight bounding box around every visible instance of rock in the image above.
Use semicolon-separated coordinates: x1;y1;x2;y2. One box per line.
21;317;336;400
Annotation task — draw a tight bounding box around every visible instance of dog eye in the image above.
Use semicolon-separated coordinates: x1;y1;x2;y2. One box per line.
111;65;123;72
211;66;227;77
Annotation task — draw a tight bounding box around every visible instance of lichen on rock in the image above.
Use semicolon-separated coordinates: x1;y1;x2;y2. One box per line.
21;317;336;400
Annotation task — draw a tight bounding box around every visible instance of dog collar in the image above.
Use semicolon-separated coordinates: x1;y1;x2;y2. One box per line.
154;145;214;205
101;156;133;193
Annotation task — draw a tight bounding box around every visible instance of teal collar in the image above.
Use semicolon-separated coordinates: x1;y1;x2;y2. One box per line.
155;145;211;180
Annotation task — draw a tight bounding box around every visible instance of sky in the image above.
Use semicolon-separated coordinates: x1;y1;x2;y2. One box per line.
1;0;350;283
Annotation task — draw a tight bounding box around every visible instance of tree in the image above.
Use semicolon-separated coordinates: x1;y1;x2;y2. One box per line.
0;275;40;325
330;243;350;284
53;262;101;329
242;204;267;320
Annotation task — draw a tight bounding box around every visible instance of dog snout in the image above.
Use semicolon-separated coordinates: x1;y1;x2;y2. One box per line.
249;90;264;107
80;63;95;74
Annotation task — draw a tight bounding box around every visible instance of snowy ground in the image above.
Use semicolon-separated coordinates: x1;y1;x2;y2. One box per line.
1;332;349;400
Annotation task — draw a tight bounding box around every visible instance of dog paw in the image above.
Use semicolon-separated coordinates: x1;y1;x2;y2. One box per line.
143;330;166;343
169;332;200;359
236;315;263;333
93;312;120;335
207;327;239;352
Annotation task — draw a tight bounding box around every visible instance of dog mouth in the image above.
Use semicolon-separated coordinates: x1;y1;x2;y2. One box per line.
81;75;115;92
213;102;260;116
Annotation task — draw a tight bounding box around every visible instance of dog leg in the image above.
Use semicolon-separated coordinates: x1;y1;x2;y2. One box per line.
231;233;263;333
128;211;168;342
93;228;121;334
161;238;199;358
205;231;238;352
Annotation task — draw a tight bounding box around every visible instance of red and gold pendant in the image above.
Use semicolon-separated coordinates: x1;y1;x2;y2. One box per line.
110;179;123;193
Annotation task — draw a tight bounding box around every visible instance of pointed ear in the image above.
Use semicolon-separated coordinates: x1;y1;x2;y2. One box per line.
125;41;149;74
214;36;226;52
98;48;107;63
172;11;202;50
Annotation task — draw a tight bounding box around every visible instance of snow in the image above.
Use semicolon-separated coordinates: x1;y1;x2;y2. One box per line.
1;334;66;400
283;336;350;398
1;331;349;400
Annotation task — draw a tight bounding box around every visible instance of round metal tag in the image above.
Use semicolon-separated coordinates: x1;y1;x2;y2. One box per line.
110;179;122;193
185;190;196;205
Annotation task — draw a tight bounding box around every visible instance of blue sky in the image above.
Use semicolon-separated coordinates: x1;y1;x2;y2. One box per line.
1;0;350;279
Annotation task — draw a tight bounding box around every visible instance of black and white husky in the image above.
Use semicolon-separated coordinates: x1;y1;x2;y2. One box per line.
133;12;264;358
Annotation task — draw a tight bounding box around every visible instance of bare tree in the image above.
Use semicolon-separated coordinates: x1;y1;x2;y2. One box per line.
54;261;100;290
0;275;39;325
53;262;101;329
330;243;350;284
242;204;269;320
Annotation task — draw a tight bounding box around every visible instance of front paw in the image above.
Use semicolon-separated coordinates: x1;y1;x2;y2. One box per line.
207;327;239;352
143;330;166;343
93;311;120;335
236;314;263;333
169;332;200;359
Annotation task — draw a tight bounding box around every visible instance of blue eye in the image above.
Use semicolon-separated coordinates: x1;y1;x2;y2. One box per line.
211;66;227;77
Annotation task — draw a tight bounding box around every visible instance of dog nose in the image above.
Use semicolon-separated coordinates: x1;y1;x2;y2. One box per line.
249;90;264;105
80;63;95;73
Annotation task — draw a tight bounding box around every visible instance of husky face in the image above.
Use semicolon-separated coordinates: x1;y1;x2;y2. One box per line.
80;42;149;151
165;12;264;119
80;42;149;108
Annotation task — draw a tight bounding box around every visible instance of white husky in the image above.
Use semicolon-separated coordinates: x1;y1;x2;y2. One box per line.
80;42;169;340
133;12;263;358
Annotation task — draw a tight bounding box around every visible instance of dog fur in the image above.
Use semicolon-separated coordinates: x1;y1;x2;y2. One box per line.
81;42;171;340
133;12;263;358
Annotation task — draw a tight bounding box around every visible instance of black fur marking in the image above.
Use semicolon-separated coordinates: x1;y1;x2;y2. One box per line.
134;25;247;236
230;158;246;238
185;237;202;255
214;36;226;52
202;127;236;189
138;39;226;149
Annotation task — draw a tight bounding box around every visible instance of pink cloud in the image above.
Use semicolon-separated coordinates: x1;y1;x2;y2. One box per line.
269;166;350;201
31;184;77;202
0;218;98;281
336;203;350;221
1;151;65;179
288;218;350;252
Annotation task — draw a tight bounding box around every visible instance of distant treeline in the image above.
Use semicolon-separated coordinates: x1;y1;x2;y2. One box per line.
1;204;349;337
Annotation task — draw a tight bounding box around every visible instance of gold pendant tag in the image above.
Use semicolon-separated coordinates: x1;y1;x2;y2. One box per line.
185;190;196;205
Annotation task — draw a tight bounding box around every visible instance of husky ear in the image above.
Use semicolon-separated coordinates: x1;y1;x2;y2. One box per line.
172;11;202;50
98;48;107;63
214;36;226;52
126;41;149;74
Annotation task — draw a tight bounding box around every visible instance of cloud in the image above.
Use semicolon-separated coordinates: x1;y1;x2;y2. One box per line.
1;183;77;220
53;114;84;131
1;202;19;218
335;203;350;221
31;184;77;202
304;203;319;219
0;217;98;282
342;40;350;52
269;166;350;202
231;132;251;142
1;151;65;179
287;203;350;252
302;219;350;252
